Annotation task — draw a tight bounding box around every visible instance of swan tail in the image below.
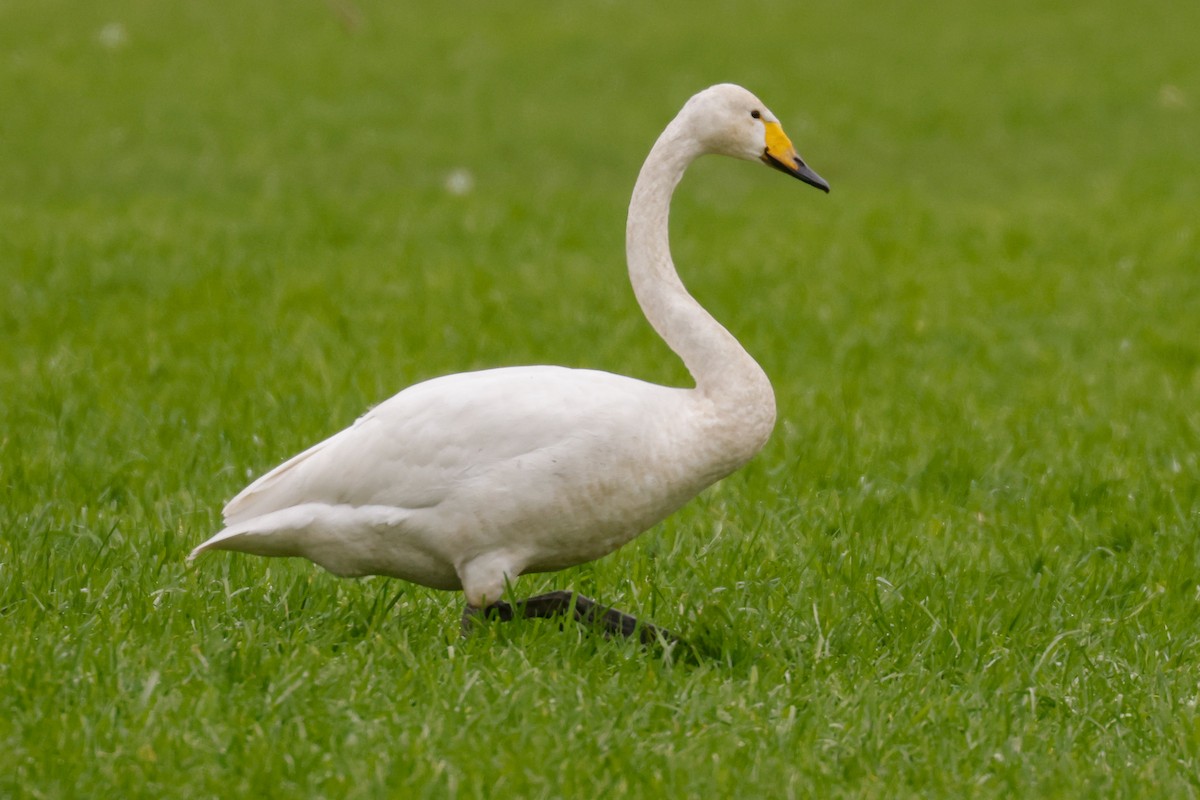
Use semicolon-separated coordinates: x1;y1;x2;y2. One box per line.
187;504;426;582
188;506;319;563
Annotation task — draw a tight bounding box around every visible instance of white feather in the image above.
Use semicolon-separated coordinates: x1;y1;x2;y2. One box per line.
189;84;826;607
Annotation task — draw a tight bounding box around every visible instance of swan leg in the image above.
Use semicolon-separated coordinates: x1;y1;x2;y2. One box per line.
461;590;677;646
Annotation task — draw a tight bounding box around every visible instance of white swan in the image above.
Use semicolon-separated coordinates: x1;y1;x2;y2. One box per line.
190;83;829;640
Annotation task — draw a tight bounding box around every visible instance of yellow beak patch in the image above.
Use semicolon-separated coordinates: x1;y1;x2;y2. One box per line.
763;120;800;167
760;119;830;192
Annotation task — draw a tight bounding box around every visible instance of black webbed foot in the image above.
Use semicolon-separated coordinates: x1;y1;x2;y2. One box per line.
461;590;678;646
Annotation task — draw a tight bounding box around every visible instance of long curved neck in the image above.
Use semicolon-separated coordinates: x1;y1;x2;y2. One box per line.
626;120;776;438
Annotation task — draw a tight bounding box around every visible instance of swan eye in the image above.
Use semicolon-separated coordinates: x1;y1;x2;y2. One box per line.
750;110;761;119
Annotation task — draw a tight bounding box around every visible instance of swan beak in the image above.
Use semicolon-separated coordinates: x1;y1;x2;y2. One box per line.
761;121;830;193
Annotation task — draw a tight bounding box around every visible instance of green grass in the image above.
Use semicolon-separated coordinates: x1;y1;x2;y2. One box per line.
3;0;1200;796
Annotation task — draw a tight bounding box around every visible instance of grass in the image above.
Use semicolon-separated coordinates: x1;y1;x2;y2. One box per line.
2;0;1199;796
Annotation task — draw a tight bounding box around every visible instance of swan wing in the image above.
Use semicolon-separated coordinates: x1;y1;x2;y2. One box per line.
220;415;376;525
220;365;674;526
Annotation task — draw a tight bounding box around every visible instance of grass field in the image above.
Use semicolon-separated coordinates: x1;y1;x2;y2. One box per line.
3;0;1199;796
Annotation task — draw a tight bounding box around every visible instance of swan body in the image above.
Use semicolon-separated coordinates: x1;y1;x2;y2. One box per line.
190;83;829;612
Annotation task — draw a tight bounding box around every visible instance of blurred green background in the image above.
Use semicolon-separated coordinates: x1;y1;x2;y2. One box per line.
2;1;1199;797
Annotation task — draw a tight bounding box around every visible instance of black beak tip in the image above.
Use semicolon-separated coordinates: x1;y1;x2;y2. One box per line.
794;161;830;193
763;153;830;193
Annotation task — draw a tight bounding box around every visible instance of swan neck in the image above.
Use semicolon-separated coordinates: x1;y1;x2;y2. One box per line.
625;121;776;446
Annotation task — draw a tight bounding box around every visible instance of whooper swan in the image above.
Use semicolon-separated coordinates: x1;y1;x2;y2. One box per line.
189;84;829;642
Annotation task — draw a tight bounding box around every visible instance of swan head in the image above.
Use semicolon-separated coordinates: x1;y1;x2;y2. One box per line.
680;83;830;193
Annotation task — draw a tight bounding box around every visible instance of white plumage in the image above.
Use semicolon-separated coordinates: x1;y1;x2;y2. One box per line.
190;84;828;622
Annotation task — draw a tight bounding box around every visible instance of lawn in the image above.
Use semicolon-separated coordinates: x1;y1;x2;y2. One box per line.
2;0;1199;797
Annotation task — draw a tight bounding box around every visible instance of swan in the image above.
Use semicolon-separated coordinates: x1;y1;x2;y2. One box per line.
189;83;829;642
